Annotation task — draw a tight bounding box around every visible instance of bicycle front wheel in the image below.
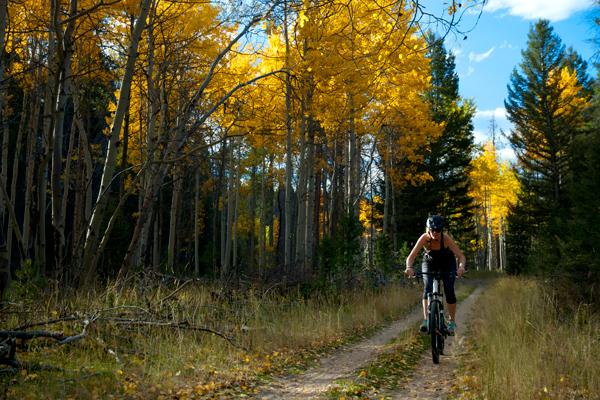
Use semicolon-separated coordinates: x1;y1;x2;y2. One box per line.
429;301;441;364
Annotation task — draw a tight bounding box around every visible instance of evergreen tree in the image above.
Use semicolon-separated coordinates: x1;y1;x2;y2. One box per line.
504;19;590;274
546;76;600;299
395;37;476;246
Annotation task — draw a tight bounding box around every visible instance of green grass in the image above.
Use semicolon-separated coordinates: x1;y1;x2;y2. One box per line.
1;280;421;398
452;277;600;400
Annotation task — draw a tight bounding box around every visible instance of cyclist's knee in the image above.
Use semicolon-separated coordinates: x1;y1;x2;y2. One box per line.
446;292;457;304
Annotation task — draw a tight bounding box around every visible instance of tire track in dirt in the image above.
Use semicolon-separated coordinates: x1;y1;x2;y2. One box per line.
254;306;423;399
390;286;483;399
254;284;483;399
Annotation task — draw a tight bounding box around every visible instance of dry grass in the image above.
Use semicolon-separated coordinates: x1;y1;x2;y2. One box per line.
1;278;421;398
457;277;600;400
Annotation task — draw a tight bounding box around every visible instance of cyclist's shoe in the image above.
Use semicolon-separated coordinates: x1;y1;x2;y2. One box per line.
447;320;456;336
419;319;428;333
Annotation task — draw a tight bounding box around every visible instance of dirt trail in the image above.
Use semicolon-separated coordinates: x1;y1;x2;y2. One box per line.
254;285;483;399
255;306;423;399
390;286;483;399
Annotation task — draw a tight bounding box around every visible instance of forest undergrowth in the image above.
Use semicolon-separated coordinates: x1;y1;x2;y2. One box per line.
0;274;420;399
451;276;600;400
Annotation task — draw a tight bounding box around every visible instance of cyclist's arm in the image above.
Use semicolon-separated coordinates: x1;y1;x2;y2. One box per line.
445;233;466;271
405;233;428;273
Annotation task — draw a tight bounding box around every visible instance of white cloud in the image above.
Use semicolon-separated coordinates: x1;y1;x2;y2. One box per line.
459;65;476;79
484;0;595;22
498;147;517;162
473;129;488;144
475;107;508;121
450;47;462;58
469;47;495;63
499;40;516;50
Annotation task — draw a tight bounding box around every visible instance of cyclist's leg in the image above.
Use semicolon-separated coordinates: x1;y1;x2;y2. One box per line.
422;267;433;319
443;269;457;331
420;267;433;332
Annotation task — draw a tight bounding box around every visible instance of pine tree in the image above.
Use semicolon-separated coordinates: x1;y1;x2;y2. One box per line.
504;19;590;274
395;36;476;247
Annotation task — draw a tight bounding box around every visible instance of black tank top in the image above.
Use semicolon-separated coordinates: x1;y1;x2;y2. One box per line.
422;233;456;271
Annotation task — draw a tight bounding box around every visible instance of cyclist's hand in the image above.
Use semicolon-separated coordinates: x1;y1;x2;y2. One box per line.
457;266;465;278
405;267;415;278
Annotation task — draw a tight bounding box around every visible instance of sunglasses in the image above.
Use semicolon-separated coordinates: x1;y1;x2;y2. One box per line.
430;228;442;233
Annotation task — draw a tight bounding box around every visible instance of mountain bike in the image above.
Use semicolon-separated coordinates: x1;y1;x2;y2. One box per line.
415;271;452;364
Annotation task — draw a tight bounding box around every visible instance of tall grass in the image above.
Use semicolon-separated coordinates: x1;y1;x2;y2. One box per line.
466;277;600;399
1;279;421;398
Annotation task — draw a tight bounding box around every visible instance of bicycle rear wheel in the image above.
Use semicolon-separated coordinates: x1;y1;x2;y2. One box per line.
429;301;441;364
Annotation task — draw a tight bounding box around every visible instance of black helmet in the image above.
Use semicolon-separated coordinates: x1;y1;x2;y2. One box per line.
426;215;444;231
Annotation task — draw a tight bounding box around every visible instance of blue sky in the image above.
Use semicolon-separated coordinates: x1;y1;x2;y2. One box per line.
443;0;598;160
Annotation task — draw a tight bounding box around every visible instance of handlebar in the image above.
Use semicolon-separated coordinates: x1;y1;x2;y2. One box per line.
413;271;456;277
408;270;466;279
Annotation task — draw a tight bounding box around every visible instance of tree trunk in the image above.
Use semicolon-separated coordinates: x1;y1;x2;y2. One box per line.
304;119;315;274
283;0;294;273
139;4;159;267
232;147;241;272
194;168;201;276
347;94;359;217
294;117;307;274
383;130;391;236
153;206;161;269
222;141;235;279
167;167;183;272
5;93;28;272
82;0;151;284
50;0;80;270
23;89;41;258
259;158;266;274
248;165;256;271
0;0;8;238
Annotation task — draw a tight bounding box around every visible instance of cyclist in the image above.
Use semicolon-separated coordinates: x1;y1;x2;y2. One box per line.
405;215;466;335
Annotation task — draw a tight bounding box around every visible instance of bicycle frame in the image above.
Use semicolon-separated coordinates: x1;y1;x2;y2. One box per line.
415;271;451;364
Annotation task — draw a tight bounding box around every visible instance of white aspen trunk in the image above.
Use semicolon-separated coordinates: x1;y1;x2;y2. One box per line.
138;3;158;267
329;138;340;236
82;0;151;284
383;131;391;236
500;221;505;271
368;166;374;268
1;104;8;237
485;192;493;270
69;111;94;264
194;168;200;276
347;94;359;217
268;157;275;251
219;145;227;270
248;165;256;271
0;0;7;234
304;120;315;271
259;158;266;272
60;119;76;257
390;168;397;253
0;176;24;259
152;206;162;270
233;148;241;271
50;0;79;266
294;117;307;272
6;93;28;268
23;89;41;257
283;0;294;272
167;167;182;272
37;26;58;272
153;210;160;269
223;142;235;279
